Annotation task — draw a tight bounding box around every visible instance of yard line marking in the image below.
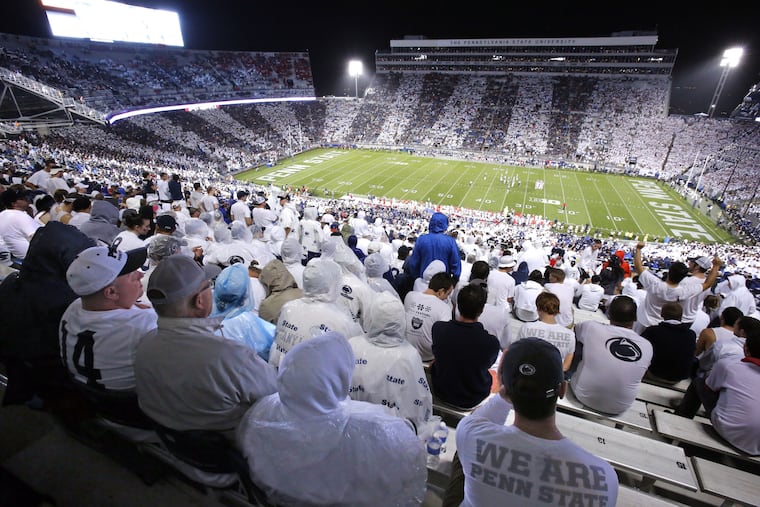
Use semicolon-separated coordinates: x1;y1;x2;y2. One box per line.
572;172;595;229
608;177;646;235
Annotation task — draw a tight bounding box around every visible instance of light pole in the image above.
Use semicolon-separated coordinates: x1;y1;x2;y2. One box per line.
708;47;743;118
348;60;362;98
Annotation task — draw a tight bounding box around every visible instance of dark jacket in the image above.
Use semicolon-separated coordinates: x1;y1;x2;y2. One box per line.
0;222;95;405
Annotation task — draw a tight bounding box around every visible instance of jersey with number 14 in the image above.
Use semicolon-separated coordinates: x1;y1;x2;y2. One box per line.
59;299;157;391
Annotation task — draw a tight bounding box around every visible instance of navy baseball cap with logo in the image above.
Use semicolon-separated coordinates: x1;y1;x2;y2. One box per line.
501;337;564;399
155;214;177;232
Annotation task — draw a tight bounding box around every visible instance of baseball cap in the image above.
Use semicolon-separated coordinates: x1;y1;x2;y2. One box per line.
330;222;340;230
253;195;267;205
321;213;334;223
44;157;62;168
63;192;79;203
1;187;30;207
498;255;516;268
278;194;290;201
694;256;712;270
147;235;184;262
501;337;564;399
147;254;216;305
155;214;178;232
66;244;147;296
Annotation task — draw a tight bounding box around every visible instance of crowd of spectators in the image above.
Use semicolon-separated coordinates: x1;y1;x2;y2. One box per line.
0;32;314;113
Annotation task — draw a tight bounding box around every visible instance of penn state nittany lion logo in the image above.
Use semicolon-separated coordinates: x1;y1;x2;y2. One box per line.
606;337;643;362
411;317;423;330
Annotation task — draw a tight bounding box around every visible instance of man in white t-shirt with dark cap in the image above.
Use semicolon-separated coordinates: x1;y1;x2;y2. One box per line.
60;243;157;425
451;337;618;506
135;254;277;439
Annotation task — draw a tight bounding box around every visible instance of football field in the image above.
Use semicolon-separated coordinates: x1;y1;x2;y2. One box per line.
236;148;732;244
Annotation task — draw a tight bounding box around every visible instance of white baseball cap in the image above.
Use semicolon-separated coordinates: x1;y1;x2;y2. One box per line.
66;244;147;296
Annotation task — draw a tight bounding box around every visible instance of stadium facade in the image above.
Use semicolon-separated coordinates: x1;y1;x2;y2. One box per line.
376;33;676;78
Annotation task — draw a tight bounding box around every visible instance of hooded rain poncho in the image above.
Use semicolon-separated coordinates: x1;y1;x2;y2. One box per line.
236;331;427;507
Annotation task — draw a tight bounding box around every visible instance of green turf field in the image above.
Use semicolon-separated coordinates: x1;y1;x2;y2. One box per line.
236;148;732;244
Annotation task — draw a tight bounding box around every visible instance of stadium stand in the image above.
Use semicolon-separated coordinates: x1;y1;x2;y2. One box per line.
3;29;760;507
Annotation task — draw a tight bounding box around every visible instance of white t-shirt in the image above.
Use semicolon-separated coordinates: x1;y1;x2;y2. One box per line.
67;211;90;229
544;282;575;328
156;179;171;201
707;357;760;455
200;194;218;213
404;291;453;361
252;207;279;229
0;209;42;259
230;200;251;224
513;320;576;366
457;395;618;507
487;270;516;308
637;270;704;328
570;321;653;414
60;299;157;391
26;169;50;189
513;281;543;322
114;229;146;252
577;283;604;311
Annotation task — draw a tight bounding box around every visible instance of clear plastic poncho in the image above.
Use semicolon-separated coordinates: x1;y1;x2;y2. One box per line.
212;263;275;360
348;292;432;432
236;331;427;507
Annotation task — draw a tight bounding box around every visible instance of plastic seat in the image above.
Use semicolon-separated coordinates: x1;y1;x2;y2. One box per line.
70;380;155;430
152;425;272;506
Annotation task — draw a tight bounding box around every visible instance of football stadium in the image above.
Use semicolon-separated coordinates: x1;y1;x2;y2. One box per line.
1;2;760;507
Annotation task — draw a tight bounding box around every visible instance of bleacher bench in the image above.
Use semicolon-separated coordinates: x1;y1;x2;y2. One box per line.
651;408;760;467
636;382;706;417
692;456;760;507
555;412;699;492
427;422;698;503
558;389;652;432
617;485;687;507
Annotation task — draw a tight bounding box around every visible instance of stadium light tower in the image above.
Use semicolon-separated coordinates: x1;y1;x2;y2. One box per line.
348;60;363;98
708;47;743;118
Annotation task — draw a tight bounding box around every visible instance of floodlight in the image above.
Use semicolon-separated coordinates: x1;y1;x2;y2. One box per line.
720;47;743;68
709;47;743;118
348;60;363;98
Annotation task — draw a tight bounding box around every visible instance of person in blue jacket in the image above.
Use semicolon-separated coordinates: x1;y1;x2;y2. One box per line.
405;212;461;283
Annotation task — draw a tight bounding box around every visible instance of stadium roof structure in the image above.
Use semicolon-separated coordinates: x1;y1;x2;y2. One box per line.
0;66;107;134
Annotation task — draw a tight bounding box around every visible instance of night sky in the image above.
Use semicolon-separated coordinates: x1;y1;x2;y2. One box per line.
2;1;759;115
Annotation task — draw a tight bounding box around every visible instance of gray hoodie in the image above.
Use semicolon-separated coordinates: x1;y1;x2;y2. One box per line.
78;200;120;245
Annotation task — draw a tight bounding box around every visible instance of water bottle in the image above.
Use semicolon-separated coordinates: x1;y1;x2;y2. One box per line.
426;435;442;468
433;421;449;444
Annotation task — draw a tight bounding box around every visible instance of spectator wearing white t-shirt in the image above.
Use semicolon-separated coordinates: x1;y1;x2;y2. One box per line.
511;291;575;372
